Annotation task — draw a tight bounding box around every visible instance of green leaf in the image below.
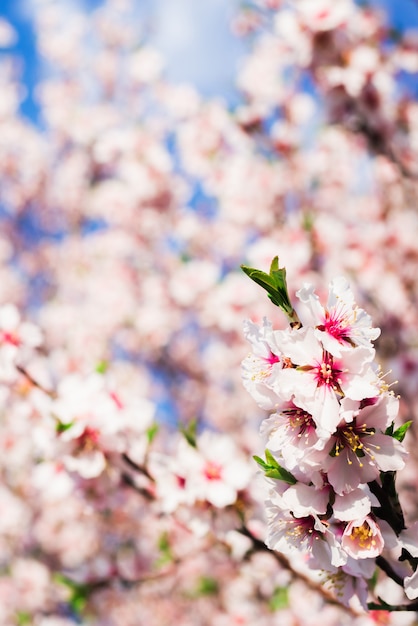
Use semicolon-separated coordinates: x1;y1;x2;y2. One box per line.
385;422;394;437
17;613;31;626
180;418;198;448
53;574;89;617
184;576;220;600
264;449;278;466
56;420;74;434
196;576;219;596
241;266;282;303
392;421;412;442
268;257;293;314
70;591;88;615
253;454;268;471
269;586;289;611
95;360;108;374
253;451;297;485
156;531;174;566
241;257;301;327
146;423;159;444
302;211;314;232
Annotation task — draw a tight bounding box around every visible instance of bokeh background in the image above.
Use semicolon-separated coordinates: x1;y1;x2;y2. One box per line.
1;0;418;624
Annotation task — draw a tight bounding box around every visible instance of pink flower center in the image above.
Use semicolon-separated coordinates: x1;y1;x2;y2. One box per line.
110;391;124;410
314;353;343;391
285;516;319;547
282;404;316;438
317;309;351;343
77;426;100;450
204;461;223;481
266;352;280;365
317;9;330;21
1;330;21;347
331;420;377;467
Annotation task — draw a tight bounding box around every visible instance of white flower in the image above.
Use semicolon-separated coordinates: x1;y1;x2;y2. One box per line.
266;494;346;569
260;398;326;473
242;318;286;409
323;395;406;494
341;515;384;559
275;327;379;437
297;278;380;357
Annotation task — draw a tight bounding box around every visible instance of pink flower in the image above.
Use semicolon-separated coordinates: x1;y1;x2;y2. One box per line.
276;327;379;436
332;486;376;522
50;372;154;478
296;0;353;33
151;430;252;512
260;398;324;470
323;395;406;494
242;318;286;410
0;304;42;382
278;482;330;518
341;515;384;559
266;502;347;569
319;569;369;609
403;570;418;601
297;277;381;357
260;400;328;484
184;431;253;508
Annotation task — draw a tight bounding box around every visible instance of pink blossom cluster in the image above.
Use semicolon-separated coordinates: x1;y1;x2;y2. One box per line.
1;0;418;622
243;263;418;608
0;305;262;625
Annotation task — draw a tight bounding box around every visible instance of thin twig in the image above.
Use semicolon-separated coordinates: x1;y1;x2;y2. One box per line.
375;555;404;587
16;364;57;398
121;452;155;482
238;525;364;617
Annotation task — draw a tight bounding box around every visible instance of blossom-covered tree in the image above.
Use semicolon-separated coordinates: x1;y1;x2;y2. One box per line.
1;0;418;623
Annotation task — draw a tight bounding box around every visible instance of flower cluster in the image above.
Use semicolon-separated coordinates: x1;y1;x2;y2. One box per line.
3;0;418;620
242;258;416;608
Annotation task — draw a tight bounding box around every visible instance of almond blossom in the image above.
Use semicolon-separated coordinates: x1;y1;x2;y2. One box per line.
241;318;285;410
1;0;418;620
260;398;324;473
296;278;381;357
151;430;252;513
341;516;384;560
266;500;347;570
273;327;380;437
0;304;42;382
323;396;407;495
46;372;155;478
243;259;414;609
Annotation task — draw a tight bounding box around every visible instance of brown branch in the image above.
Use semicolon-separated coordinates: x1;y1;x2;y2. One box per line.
237;525;364;617
375;555;405;588
16;364;57;398
368;598;418;613
121;472;154;501
121;452;155;482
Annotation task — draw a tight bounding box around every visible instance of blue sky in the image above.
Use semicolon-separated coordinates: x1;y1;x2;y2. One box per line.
1;0;418;124
0;0;246;123
366;0;418;31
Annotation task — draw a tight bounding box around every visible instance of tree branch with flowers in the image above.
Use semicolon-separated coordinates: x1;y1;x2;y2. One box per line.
3;0;418;623
241;256;418;612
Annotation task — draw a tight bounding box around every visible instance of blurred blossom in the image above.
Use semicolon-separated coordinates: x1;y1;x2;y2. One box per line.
0;0;417;623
